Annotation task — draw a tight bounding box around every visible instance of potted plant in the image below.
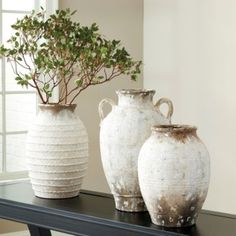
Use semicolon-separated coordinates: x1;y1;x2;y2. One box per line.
0;9;141;199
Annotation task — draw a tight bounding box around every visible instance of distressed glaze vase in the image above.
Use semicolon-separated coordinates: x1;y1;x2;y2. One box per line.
99;89;173;212
26;104;88;199
138;125;210;227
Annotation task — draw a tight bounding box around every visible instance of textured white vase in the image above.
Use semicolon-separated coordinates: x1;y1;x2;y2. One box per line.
138;125;210;227
99;89;173;212
26;104;88;199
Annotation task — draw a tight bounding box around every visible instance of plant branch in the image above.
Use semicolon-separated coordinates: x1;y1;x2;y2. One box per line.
32;74;46;103
0;9;141;105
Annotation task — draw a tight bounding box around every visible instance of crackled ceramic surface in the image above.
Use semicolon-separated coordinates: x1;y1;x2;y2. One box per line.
138;125;210;227
26;104;88;199
99;89;173;212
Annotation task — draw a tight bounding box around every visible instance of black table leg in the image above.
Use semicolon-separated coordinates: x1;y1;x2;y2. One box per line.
28;225;52;236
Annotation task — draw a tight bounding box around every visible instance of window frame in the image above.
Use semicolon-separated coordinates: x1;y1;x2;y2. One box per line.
0;0;58;182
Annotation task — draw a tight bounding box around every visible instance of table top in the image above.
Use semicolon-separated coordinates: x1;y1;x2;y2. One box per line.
0;182;235;236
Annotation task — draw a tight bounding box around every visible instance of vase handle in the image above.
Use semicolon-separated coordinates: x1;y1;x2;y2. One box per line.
98;98;116;122
155;97;174;122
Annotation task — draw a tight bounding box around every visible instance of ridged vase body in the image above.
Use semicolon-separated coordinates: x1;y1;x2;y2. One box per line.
99;89;173;212
138;125;210;227
26;104;88;199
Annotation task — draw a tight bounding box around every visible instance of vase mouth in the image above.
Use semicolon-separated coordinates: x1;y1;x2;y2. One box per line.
38;103;77;112
152;124;197;133
116;89;155;96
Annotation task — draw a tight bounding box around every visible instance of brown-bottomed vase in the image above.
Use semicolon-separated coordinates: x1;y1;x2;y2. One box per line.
138;125;210;227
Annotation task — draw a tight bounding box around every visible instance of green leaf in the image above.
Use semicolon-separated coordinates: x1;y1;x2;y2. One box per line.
15;76;22;81
44;83;50;90
75;79;83;87
71;10;77;15
131;74;137;81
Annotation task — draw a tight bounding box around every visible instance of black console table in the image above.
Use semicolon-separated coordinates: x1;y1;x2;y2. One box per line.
0;182;235;236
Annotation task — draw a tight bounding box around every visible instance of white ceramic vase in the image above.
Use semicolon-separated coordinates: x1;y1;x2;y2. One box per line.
26;104;88;199
138;125;210;227
99;89;173;212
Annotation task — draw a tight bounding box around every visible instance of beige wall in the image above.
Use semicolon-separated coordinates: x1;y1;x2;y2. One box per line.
144;0;236;214
59;0;143;193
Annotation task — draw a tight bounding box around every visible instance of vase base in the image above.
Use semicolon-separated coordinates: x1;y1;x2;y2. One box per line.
150;213;197;228
114;195;147;212
34;191;80;199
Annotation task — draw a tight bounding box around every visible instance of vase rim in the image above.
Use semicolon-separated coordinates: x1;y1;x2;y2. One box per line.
116;89;155;95
152;124;197;133
38;103;77;108
38;103;77;112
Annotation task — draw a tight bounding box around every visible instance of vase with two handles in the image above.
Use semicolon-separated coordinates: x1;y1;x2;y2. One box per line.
99;89;173;212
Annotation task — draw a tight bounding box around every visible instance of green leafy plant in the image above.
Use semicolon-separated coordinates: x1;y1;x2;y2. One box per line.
0;9;141;104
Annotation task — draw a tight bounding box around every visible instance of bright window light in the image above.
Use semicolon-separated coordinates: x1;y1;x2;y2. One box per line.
0;0;58;180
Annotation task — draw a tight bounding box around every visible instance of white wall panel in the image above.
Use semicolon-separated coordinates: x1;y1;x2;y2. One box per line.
144;0;236;214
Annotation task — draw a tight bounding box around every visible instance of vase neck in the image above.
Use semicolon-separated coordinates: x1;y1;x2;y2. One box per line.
116;89;155;108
